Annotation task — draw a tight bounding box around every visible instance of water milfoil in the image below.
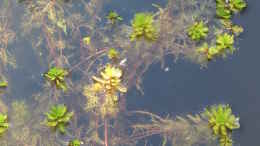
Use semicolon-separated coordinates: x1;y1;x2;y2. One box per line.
44;104;73;133
130;12;158;41
216;0;247;19
0;113;8;135
106;11;123;25
44;67;68;92
188;21;209;41
204;104;240;146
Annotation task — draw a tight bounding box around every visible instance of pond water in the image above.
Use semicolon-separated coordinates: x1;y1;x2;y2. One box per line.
0;0;257;146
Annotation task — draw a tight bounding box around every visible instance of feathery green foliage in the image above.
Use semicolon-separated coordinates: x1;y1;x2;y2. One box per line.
0;113;8;135
107;48;119;60
188;21;209;41
68;139;82;146
44;67;68;91
216;0;247;19
204;104;240;146
216;33;235;53
106;11;123;24
130;13;158;41
0;81;7;88
44;104;73;133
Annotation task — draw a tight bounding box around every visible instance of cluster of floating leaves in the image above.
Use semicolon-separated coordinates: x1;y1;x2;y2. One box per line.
0;0;246;145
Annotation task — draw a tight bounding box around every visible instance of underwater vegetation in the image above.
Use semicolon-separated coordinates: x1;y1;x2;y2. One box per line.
129;110;217;146
44;67;68;92
68;139;83;146
0;113;8;135
0;0;248;145
216;33;235;53
216;0;247;19
107;48;120;60
221;20;244;36
197;33;235;60
44;104;73;133
84;63;127;118
130;13;158;41
188;21;209;41
106;11;123;25
204;104;240;146
0;81;7;88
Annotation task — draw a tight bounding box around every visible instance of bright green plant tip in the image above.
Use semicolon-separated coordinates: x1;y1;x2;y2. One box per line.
188;21;209;41
107;48;119;59
44;67;68;91
106;11;123;24
44;104;73;133
216;33;234;52
219;135;233;146
0;81;8;88
229;0;247;12
130;12;158;41
69;139;82;146
216;4;232;19
0;113;8;135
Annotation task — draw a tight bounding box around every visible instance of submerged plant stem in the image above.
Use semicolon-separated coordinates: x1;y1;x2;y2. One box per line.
104;119;108;146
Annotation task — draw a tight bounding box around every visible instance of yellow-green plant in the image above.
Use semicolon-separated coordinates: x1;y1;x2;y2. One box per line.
229;0;247;13
44;104;73;133
130;12;158;41
0;113;8;135
196;43;217;61
44;67;68;91
68;139;83;146
216;33;235;53
0;81;7;88
216;0;247;19
106;11;123;24
188;21;209;41
196;33;235;61
204;104;240;146
107;48;119;60
221;20;244;36
84;64;127;118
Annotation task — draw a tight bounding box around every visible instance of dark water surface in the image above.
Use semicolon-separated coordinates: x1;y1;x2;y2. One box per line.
127;0;260;145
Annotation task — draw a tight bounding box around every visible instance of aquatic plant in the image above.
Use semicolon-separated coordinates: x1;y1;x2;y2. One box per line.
82;36;91;46
68;139;83;146
216;2;232;19
204;104;240;146
130;111;216;146
0;81;7;88
216;0;247;19
44;67;68;91
221;20;244;36
107;48;119;60
84;64;127;117
92;64;127;94
229;0;247;13
196;33;235;61
44;104;73;133
130;12;158;41
0;113;8;135
106;11;123;24
196;43;215;61
216;33;235;53
11;100;30;126
188;21;209;41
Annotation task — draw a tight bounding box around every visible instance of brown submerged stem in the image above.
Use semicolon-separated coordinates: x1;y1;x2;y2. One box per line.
104;118;109;146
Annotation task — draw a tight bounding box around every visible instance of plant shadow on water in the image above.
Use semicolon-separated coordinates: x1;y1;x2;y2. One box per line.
0;0;257;146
